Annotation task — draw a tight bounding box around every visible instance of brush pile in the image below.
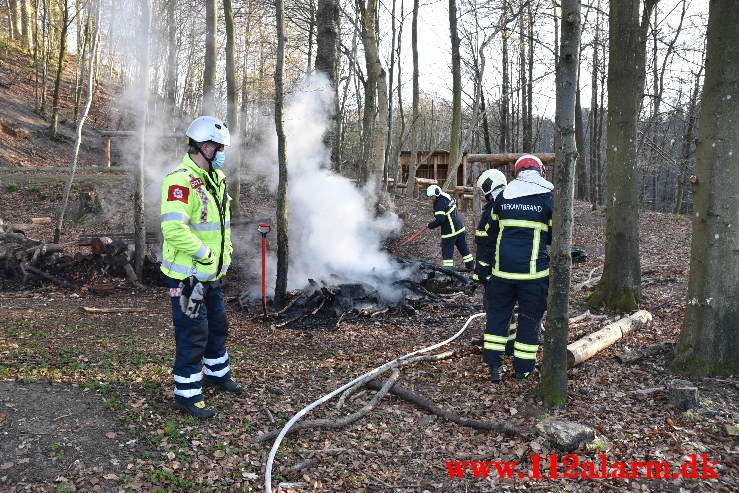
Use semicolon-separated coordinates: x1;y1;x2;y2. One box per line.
240;258;477;328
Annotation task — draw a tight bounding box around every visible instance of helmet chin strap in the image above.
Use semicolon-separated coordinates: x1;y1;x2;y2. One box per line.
194;142;217;172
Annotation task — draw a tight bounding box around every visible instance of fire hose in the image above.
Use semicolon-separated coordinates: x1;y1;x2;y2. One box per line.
401;226;428;246
264;311;486;492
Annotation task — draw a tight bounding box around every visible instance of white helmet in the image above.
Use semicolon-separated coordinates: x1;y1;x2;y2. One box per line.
186;116;231;146
476;168;507;195
426;184;442;197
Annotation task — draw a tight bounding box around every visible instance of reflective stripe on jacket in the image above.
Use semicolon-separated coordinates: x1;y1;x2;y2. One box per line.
428;194;465;238
160;154;233;281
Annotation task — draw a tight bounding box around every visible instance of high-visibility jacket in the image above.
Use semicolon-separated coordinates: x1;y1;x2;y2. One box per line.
427;194;465;238
160;154;232;282
478;191;553;282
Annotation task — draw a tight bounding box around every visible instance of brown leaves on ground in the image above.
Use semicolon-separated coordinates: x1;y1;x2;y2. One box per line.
0;198;737;492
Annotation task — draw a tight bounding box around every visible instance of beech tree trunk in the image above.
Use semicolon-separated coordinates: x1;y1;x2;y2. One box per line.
589;0;657;311
274;0;289;308
133;0;150;280
540;0;580;409
315;0;340;171
672;0;739;377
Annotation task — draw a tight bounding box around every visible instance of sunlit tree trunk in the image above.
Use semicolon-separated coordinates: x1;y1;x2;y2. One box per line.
223;0;240;217
443;0;461;189
315;0;340;170
404;0;419;196
202;0;217;114
589;0;657;311
672;0;739;377
49;0;68;139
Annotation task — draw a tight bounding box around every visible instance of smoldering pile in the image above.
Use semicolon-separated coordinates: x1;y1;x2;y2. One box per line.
239;258;478;328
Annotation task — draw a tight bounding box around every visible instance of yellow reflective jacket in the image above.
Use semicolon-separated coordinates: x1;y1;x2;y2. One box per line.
160;154;232;281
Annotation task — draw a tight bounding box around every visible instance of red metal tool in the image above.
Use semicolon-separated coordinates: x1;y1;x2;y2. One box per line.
401;226;428;246
257;223;271;316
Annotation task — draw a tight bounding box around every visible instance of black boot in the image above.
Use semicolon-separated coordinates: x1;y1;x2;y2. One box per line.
176;400;215;419
489;365;501;383
205;378;244;395
470;337;484;347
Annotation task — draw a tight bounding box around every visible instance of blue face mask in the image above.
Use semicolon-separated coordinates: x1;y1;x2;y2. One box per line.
211;151;225;170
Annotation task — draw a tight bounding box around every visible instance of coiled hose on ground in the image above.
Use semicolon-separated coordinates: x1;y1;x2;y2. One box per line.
264;311;487;492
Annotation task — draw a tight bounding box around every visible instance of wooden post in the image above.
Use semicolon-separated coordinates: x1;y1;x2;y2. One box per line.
433;154;438;182
104;137;111;167
472;162;482;214
461;153;468;187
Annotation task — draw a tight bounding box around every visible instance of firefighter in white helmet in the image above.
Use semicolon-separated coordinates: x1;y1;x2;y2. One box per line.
471;168;518;351
160;116;243;419
426;184;474;270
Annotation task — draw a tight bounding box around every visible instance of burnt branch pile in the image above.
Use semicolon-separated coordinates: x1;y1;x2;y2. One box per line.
240;258;477;327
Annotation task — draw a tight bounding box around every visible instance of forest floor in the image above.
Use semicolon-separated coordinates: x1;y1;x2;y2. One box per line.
1;38;737;493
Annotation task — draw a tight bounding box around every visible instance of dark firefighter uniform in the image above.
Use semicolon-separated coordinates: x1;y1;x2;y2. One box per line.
477;177;553;376
428;192;474;269
160;153;233;405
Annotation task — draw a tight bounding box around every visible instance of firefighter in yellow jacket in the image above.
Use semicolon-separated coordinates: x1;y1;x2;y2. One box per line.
160;116;242;419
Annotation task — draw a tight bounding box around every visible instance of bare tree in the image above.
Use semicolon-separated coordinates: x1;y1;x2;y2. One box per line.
53;0;100;244
444;0;462;189
541;0;581;408
404;0;420;196
274;0;289;308
202;0;217;114
49;0;69;139
672;0;738;376
224;0;241;217
315;0;340;170
133;0;150;280
588;0;658;311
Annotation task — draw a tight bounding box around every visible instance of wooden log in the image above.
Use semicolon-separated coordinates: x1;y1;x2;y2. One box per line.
466;153;556;165
566;310;653;368
104;137;111;167
90;236;113;254
31;217;52;224
80;306;147;313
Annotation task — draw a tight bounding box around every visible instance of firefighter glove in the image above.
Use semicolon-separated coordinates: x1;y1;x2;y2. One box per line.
179;276;205;319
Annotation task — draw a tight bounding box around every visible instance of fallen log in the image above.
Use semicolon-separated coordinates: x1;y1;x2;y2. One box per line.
80;306;147;313
567;310;653;368
568;310;608;324
365;378;518;434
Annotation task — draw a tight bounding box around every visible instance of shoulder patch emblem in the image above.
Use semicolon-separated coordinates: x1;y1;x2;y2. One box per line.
167;185;189;203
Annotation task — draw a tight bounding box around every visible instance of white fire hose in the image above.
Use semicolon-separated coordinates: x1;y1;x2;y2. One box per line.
264;311;487;492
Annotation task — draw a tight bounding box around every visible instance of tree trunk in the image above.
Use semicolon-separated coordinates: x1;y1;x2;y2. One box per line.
589;4;600;210
202;0;217;114
520;11;529;152
8;0;21;40
53;0;99;244
500;0;509;152
223;0;240;217
133;0;150;280
165;0;177;111
20;0;33;49
673;66;702;215
672;0;739;377
588;0;657;312
404;0;419;196
443;0;461;190
315;0;340;171
49;0;68;139
540;0;580;409
274;0;289;308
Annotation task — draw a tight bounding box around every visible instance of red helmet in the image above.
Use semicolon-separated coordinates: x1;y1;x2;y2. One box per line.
514;154;544;176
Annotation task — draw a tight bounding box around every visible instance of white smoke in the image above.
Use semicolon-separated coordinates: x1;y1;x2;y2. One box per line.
243;73;409;299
